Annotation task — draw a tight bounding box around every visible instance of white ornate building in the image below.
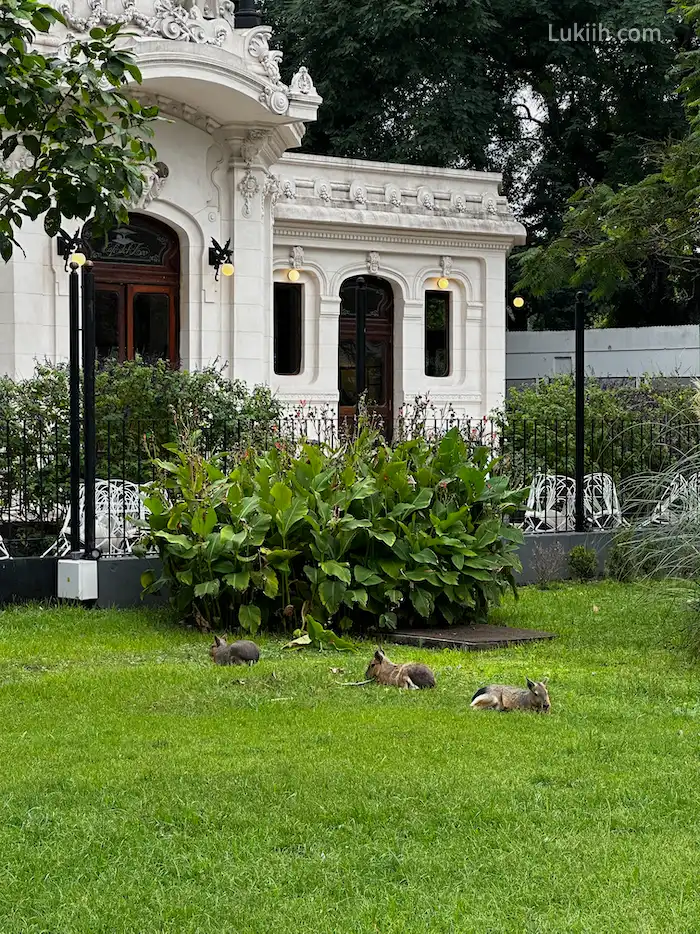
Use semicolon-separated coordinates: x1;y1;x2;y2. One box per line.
0;0;525;423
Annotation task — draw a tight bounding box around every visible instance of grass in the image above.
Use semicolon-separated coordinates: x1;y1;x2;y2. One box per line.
1;582;699;933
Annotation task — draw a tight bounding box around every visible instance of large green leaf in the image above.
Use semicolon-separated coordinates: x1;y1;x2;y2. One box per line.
321;560;352;584
411;548;438;565
194;579;220;598
369;529;396;546
354;565;383;586
319;578;346;615
411;588;434;618
191;506;217;538
276;497;309;538
224;570;250;592
239;604;261;635
270;481;292;511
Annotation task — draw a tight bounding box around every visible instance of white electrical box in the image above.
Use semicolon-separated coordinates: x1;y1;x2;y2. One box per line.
57;559;99;601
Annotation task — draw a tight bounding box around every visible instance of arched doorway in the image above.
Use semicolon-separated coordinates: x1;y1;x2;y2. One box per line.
85;215;180;367
338;276;394;429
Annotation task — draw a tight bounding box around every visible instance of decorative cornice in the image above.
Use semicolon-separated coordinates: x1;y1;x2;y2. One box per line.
273;227;514;251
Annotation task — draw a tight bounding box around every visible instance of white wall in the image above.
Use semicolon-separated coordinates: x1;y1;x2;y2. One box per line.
506;326;700;386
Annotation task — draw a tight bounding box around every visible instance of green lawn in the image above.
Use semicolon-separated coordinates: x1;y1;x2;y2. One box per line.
1;583;699;933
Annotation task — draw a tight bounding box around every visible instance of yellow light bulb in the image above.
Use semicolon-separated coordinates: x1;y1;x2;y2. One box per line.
513;296;525;308
70;251;86;267
221;262;234;277
287;268;301;282
437;277;449;290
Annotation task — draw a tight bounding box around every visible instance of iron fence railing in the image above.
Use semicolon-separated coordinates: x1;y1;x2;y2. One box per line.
2;414;700;555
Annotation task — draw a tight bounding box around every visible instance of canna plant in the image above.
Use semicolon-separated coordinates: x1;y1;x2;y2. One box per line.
140;424;526;642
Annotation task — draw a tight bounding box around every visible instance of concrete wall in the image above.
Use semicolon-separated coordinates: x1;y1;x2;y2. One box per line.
506;325;700;390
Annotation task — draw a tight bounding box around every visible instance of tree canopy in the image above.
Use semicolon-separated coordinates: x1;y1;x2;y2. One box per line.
264;0;692;327
0;0;157;260
515;1;700;326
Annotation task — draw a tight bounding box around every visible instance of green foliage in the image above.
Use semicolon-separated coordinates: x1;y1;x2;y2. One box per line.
141;425;526;636
0;0;159;259
499;376;700;483
515;0;700;327
0;360;281;548
567;545;598;581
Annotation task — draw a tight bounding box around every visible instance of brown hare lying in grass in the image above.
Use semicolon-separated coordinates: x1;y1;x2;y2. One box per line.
470;678;550;713
365;649;436;690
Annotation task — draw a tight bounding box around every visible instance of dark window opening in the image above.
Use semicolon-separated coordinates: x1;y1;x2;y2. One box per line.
425;291;450;377
274;283;302;375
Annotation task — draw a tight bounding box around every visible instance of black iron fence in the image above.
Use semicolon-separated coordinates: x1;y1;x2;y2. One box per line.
2;414;700;556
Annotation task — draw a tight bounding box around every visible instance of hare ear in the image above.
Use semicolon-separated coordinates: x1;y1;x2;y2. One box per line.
214;635;223;647
542;677;549;685
374;649;384;661
526;677;536;690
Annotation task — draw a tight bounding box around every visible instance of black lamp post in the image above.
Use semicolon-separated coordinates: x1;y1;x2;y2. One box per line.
574;290;586;532
355;276;367;418
58;229;85;555
82;260;98;558
57;228;98;558
234;0;262;28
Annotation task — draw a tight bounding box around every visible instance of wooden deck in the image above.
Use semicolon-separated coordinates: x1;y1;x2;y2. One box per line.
389;624;556;651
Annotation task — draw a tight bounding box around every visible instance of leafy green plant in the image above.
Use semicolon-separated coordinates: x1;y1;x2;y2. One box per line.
140;424;526;638
567;545;598;581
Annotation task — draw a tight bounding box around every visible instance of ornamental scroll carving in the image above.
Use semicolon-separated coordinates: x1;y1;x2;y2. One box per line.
60;0;230;45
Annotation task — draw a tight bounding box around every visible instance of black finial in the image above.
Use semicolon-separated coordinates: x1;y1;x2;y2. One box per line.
235;0;262;28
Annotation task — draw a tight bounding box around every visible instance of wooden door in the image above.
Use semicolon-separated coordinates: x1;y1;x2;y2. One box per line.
338;276;394;434
94;284;178;366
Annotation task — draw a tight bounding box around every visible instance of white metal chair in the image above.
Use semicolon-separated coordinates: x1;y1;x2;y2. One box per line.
583;472;624;530
523;473;576;532
0;533;9;560
646;472;700;525
42;479;149;557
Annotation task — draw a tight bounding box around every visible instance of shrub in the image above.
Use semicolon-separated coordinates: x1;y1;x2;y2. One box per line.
567;545;598;581
496;376;700;487
140;425;526;637
0;359;282;539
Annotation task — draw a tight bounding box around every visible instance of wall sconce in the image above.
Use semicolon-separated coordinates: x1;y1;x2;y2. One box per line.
512;296;525;308
437;277;449;290
209;237;234;281
57;228;87;271
287;268;300;282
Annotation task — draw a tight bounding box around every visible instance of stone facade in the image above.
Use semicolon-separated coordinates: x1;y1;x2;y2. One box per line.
0;0;526;421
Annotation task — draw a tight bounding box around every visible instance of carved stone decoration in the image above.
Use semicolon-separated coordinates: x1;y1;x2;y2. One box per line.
417;187;434;210
259;87;289;116
290;246;304;269
262;170;280;219
367;251;380;275
385;184;401;208
350;182;367;207
289;67;317;96
452;194;467;213
132;161;169;208
241;129;269;166
247;27;285;86
238;168;260;218
281;179;296;200
315;180;332;203
0;150;33;175
440;255;453;278
60;0;231;46
133;92;222;134
205;144;224;211
483;193;498;215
